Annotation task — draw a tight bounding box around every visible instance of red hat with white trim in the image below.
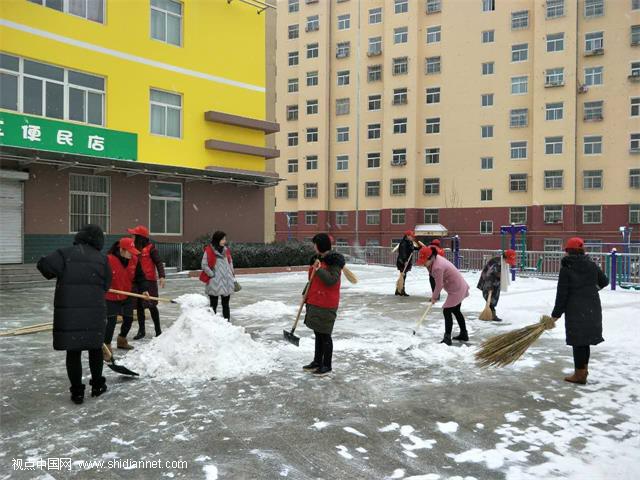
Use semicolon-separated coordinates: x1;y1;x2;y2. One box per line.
127;225;150;238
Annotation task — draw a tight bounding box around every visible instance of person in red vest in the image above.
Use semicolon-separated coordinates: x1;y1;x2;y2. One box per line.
302;233;346;376
104;237;139;358
200;231;235;320
127;225;166;342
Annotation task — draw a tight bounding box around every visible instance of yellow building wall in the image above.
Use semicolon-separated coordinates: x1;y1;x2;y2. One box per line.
0;0;267;172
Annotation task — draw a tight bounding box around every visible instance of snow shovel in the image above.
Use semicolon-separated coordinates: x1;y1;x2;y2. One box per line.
283;269;317;347
412;303;433;335
102;344;139;376
108;289;178;304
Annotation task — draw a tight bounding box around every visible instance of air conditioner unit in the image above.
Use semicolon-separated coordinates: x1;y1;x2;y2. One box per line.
577;84;588;94
391;160;407;166
585;48;604;56
367;50;382;57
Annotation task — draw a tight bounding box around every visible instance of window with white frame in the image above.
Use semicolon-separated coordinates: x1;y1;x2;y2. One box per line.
584;135;602;155
511;75;528;94
287;159;298;173
426;26;441;43
634;0;640;11
394;27;408;44
367;94;381;111
509;173;527;192
336;98;350;115
287;212;298;226
393;118;407;134
481;125;494;138
585;66;603;86
630;169;640;188
481;157;493;169
544;170;564;189
512;10;529;29
511;43;528;62
392;148;407;165
424;208;439;223
306;155;318;170
547;32;564;52
481;93;494;107
149;181;182;235
335;212;348;226
510;141;527;159
426;117;441;134
426;56;441;74
306;127;318;142
288;24;299;40
337;14;350;30
584;239;603;253
366;210;381;225
424;177;440;195
29;0;105;23
583;205;602;224
287;132;298;146
482;0;495;12
630;204;640;224
394;0;408;14
367;152;381;168
336;42;350;59
425;148;440;164
335;183;349;199
481;188;493;201
545;136;563;154
287;78;298;93
393;88;408;105
584;0;604;17
286;186;298;199
306;99;318;115
368;65;382;82
426;0;441;14
288;0;299;13
393;57;408;75
337;70;350;85
585;31;604;53
306;71;318;86
510;108;528;128
426;87;440;104
546;0;564;18
369;7;382;24
286;105;298;121
632;133;640;151
368;37;382;56
482;62;494;75
482;30;495;43
288;51;299;66
510;206;527;224
545;68;564;86
544;238;562;251
480;220;493;234
0;54;105;125
584;100;603;121
365;182;380;197
546;102;564;120
304;183;318;198
306;15;319;32
150;89;181;138
633;25;640;45
69;174;110;233
583;170;603;189
336;126;349;142
544;205;563;223
336;154;349;171
391;178;407;195
305;211;318;225
632;62;640;77
368;123;381;139
151;0;182;46
391;209;406;225
307;43;319;59
632;97;640;117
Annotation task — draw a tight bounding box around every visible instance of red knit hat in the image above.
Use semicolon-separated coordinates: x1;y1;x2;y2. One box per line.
504;249;517;266
127;225;150;238
404;230;414;237
565;237;584;251
416;246;430;266
118;237;140;255
430;239;441;246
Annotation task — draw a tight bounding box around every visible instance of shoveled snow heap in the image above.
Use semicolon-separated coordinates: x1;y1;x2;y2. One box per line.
126;293;276;382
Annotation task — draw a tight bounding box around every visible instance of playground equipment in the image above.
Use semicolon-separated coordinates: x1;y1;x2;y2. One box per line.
500;224;527;281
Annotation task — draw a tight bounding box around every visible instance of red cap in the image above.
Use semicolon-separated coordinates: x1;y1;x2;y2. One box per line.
127;225;150;238
565;237;584;250
416;246;435;266
430;239;441;246
119;237;140;255
504;249;517;266
404;230;414;237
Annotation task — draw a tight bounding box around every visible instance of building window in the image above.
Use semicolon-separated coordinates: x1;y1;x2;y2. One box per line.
307;43;319;59
426;0;441;14
480;220;493;234
366;210;381;225
632;62;640;77
306;71;319;87
287;105;299;121
29;0;105;23
367;152;381;168
426;87;440;104
392;148;407;166
424;177;440;195
286;185;298;199
391;178;407;196
584;135;602;155
634;0;640;11
631;169;640;188
368;65;382;82
584;100;604;121
632;25;640;45
585;32;604;53
425;148;440;165
426;117;441;134
336;126;349;142
288;24;299;40
305;211;318;225
510;108;528;128
482;62;494;75
481;93;494;107
584;0;604;17
391;209;406;225
481;125;494;138
544;205;563;224
424;208;439;223
369;7;382;24
150;89;181;138
583;170;603;190
366;181;380;197
336;98;350;115
394;0;408;14
511;75;528;94
337;70;350;86
288;0;299;13
368;36;382;56
546;0;564;19
336;155;349;171
335;212;348;226
69;174;110;233
545;136;563;154
547;33;565;52
545;68;564;86
482;0;495;12
306;15;319;32
304;183;318;198
510;141;527;159
393;118;407;134
511;43;529;62
393;88;408;105
631;97;640;117
368;123;381;139
482;30;495;43
546;102;564;120
287;159;298;173
150;0;182;46
393;57;409;75
544;238;562;251
394;27;409;44
287;132;298;147
288;51;299;66
583;206;602;224
481;188;493;201
287;212;298;227
306;155;318;170
509;174;527;192
632;133;640;152
630;204;640;224
584;66;603;86
426;56;441;74
335;183;349;199
336;42;350;59
512;10;529;29
544;170;564;190
287;78;299;93
306;128;318;142
510;207;527;224
426;25;441;44
481;157;493;170
149;181;182;235
368;94;382;111
337;13;350;30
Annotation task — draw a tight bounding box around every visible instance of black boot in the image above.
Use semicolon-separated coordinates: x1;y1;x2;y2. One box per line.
491;307;502;322
90;376;107;397
313;366;332;376
303;361;321;371
395;289;401;296
440;334;452;346
133;330;145;340
70;384;85;404
453;331;469;341
401;289;410;297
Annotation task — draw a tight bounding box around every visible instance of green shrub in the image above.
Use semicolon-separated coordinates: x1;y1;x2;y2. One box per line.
182;237;315;270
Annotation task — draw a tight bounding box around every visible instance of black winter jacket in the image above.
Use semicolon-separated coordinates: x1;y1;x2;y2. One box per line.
396;237;417;272
551;254;609;346
37;225;112;351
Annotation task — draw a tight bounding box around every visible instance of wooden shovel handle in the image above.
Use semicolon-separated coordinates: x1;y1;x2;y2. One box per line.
102;343;113;362
108;289;174;303
291;268;317;333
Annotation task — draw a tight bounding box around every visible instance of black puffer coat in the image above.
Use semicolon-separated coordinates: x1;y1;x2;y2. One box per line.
37;225;112;351
551;254;609;346
396;237;417;273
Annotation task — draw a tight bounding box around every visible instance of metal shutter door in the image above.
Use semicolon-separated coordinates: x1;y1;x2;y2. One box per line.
0;179;23;264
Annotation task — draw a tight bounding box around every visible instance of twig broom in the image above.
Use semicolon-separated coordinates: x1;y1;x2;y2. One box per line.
478;291;493;321
475;315;557;368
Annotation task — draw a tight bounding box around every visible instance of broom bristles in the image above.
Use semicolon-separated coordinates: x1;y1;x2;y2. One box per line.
478;290;493;321
342;266;358;284
475;315;556;368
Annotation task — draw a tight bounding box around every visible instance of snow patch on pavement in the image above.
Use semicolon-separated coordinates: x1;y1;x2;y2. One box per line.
437;421;459;434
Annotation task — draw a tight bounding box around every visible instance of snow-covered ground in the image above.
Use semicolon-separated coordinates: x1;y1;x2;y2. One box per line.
0;264;638;479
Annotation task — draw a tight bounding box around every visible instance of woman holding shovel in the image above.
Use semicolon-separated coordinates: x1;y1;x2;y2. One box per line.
395;231;421;297
477;249;516;322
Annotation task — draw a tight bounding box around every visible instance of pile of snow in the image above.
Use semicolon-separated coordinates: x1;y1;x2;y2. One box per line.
234;300;296;320
126;294;276;382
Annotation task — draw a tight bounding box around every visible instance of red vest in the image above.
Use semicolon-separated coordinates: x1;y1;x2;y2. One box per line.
306;262;341;309
106;254;138;301
199;245;233;283
140;244;157;281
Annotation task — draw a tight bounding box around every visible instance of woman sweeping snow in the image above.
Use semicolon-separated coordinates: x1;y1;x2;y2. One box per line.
200;231;236;321
550;237;609;385
417;246;470;346
476;249;517;322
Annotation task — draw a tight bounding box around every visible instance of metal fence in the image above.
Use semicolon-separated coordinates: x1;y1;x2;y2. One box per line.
156;242;183;272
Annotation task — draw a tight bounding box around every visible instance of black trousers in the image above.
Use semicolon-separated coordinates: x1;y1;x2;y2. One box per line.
66;349;103;387
105;299;134;342
210;295;231;319
443;303;467;336
313;331;333;369
429;275;436;293
572;346;591;369
136;303;161;335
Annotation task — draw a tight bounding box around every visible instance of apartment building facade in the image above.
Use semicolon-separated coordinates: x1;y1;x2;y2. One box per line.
274;0;640;250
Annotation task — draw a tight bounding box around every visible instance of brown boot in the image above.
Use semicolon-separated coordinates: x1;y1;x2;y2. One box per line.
103;343;113;361
117;336;133;350
564;369;588;385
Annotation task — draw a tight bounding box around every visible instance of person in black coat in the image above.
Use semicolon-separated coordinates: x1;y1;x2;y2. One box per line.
395;230;421;297
551;237;609;385
37;224;112;404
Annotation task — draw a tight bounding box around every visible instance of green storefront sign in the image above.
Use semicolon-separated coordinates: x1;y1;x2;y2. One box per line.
0;111;137;161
